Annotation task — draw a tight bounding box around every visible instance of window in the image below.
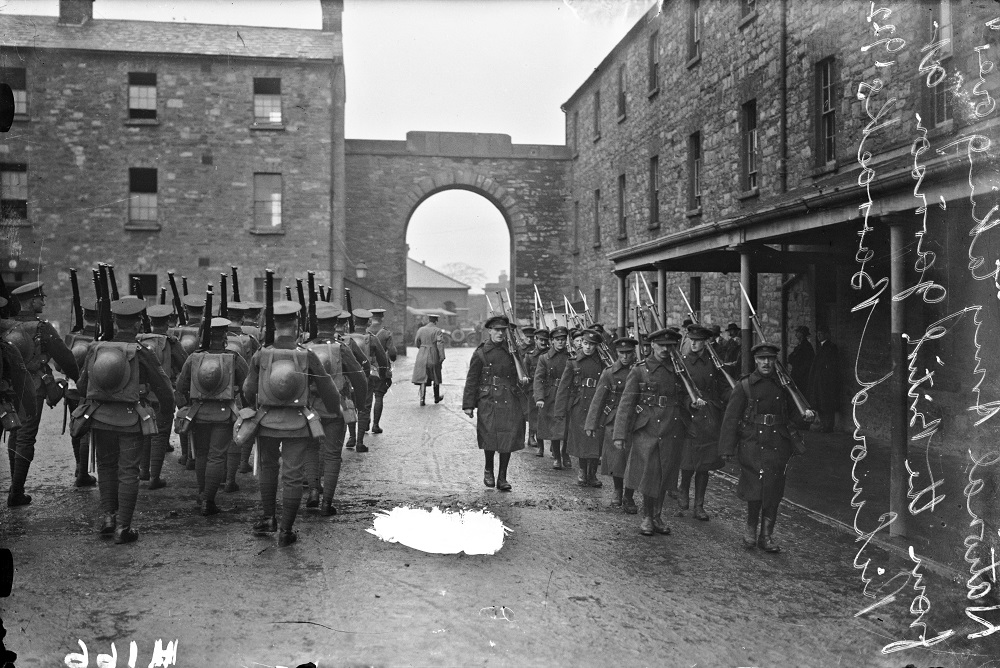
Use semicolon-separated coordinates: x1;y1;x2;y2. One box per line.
1;68;27;115
572;111;579;154
253;78;282;124
253;277;284;303
254;173;283;229
593;90;601;140
931;58;953;127
688;0;702;62
573;200;580;252
742;100;758;191
128;72;156;120
593;189;601;247
816;59;836;164
617;174;627;238
648;31;659;92
649;156;660;227
929;0;952;55
128;273;158;302
0;163;27;221
689;276;702;320
128;168;157;223
741;0;757;18
689;132;702;209
617;65;626;119
594;287;601;319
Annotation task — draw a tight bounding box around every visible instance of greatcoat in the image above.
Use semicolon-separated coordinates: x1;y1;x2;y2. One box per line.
411;322;445;385
554;350;606;459
680;348;728;471
586;359;632;477
462;341;529;453
532;347;569;441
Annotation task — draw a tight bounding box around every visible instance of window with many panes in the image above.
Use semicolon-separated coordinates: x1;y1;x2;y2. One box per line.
128;168;157;223
253;277;284;303
128;72;156;120
593;90;601;140
742;100;758;191
617;174;626;238
573;200;580;252
816;58;836;164
688;0;701;61
689;132;702;209
931;58;953;127
649;156;660;227
593;189;601;247
617;65;626;119
1;68;27;115
648;31;659;93
254;173;283;229
253;78;282;124
0;163;27;221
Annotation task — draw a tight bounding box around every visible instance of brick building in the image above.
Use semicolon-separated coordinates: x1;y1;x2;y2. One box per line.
406;257;470;332
0;0;346;331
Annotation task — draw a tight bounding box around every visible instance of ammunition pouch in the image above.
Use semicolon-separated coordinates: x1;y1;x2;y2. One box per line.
70;400;95;439
340;395;357;424
304;408;324;439
0;400;21;431
233;407;264;448
135;402;158;436
41;373;67;407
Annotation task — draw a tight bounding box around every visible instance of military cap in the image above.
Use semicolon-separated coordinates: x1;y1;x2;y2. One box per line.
82;301;99;316
336;310;353;321
11;281;44;300
795;325;810;335
550;326;569;339
147;304;174;320
614;336;638;350
751;342;780;358
590;323;606;332
226;301;248;314
352;308;372;322
688;325;713;341
682;318;694;328
427;313;439;321
369;308;386;317
521;326;537;337
243;300;264;312
581;330;603;345
182;295;206;309
710;324;722;336
726;323;740;333
533;328;550;340
210;317;231;329
272;301;301;321
570;328;584;339
314;303;340;321
484;314;510;329
647;327;682;345
110;297;147;319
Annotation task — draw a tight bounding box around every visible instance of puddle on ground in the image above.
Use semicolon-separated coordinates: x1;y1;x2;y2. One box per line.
367;506;511;555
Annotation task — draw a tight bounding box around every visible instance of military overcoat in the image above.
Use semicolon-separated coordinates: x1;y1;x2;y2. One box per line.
532;347;568;441
462;341;528;453
586;359;632;477
554;351;605;459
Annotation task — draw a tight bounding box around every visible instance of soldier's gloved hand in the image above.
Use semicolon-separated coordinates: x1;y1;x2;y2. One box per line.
535;400;544;409
692;398;706;409
464;409;474;418
585;429;594;438
803;409;816;422
613;439;624;450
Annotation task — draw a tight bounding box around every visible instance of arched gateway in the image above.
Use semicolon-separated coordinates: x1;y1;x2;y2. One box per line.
345;132;572;347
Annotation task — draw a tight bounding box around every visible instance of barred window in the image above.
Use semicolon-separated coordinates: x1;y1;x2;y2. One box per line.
932;58;953;127
688;0;701;61
649;155;660;227
1;68;27;115
617;173;626;238
648;31;659;92
593;90;601;139
128;72;156;120
816;58;836;164
0;163;27;221
689;132;702;209
617;65;626;119
254;173;283;229
253;277;284;303
129;168;157;222
742;100;758;191
593;188;601;247
253;78;282;124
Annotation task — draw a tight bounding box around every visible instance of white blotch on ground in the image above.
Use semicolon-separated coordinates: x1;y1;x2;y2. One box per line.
367;506;511;555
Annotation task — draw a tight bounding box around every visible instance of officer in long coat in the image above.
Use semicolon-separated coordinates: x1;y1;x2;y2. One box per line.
242;301;340;547
367;308;396;434
677;325;729;521
585;336;637;513
76;298;175;544
613;328;704;536
304;303;367;515
345;309;388;453
533;325;570;469
555;329;606;486
525;328;549;454
806;325;839;432
719;343;815;552
462;314;529;492
175;317;249;515
2;282;79;506
412;314;446;405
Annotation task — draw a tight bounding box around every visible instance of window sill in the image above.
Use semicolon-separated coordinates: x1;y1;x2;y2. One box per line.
736;188;760;201
927;119;954;138
572;150;580;159
686;52;701;69
124;222;162;231
617;113;626;124
125;119;159;126
647;222;661;231
686;207;702;218
12;114;29;123
593;133;601;143
593;242;602;250
0;219;31;227
250;123;286;131
810;160;839;177
738;10;758;30
250;228;285;236
617;233;628;241
647;87;659;100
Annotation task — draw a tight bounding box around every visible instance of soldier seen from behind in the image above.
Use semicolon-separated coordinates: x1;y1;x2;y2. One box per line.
75;298;175;544
412;313;446;406
347;308;388;453
63;300;100;487
366;308;395;434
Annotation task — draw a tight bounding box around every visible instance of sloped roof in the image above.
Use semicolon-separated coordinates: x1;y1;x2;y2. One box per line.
0;15;340;61
407;258;470;290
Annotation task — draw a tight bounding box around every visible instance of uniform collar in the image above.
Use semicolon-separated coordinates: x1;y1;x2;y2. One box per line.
687;349;709;364
645;356;672;373
749;370;779;385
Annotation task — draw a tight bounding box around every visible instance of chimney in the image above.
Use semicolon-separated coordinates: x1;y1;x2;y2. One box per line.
319;0;343;33
58;0;94;25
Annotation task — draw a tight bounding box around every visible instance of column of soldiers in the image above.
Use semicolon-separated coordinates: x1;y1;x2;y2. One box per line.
0;268;396;549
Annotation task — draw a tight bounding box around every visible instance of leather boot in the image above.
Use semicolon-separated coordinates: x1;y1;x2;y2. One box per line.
320;498;337;516
562;452;572;469
483;469;496;488
355;432;369;453
496;474;511;492
201;498;220;516
252;515;278;535
588;460;603;487
639;497;655;536
692;472;710;521
100;513;117;536
114;526;139;545
535;440;545;457
576;459;588;486
622;490;638;515
306;488;320;508
277;527;298;547
434;384;443;403
677;474;691;512
651;499;671;535
419;385;426;406
149;477;167;490
760;517;781;553
551;442;563;470
611;487;623;507
744;523;758;549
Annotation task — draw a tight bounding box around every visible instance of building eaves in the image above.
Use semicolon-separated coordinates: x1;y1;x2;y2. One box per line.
407;258;471;290
0;15;340;61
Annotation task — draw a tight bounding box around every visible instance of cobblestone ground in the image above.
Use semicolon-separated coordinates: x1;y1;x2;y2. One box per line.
0;347;994;667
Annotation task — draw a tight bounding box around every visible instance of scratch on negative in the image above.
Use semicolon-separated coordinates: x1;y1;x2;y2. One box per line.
273;620;388;635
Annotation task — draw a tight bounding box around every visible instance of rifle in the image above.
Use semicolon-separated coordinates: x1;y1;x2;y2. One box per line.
97;264;114;340
132;276;152;334
264;270;275;346
307;271;318;341
91;269;104;340
199;285;214;351
495;291;530;384
344;288;355;333
485;292;496;316
497;290;529;350
295;278;307;332
219;273;229;319
670;346;703;404
638;273;663;328
550;301;558;328
181;276;189;297
533;284;544;328
168;272;187;325
69;268;84;333
678;287;736;389
578;289;613;367
231;266;241;302
159;287;167;305
106;265;120;301
632;305;645;363
737;282;813;415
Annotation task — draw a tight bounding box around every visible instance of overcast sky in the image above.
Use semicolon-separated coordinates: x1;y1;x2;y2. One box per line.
2;0;655;290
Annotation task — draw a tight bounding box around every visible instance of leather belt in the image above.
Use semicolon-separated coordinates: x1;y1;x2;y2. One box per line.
752;414;785;426
643;395;678;408
483;375;514;388
579;378;597;388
